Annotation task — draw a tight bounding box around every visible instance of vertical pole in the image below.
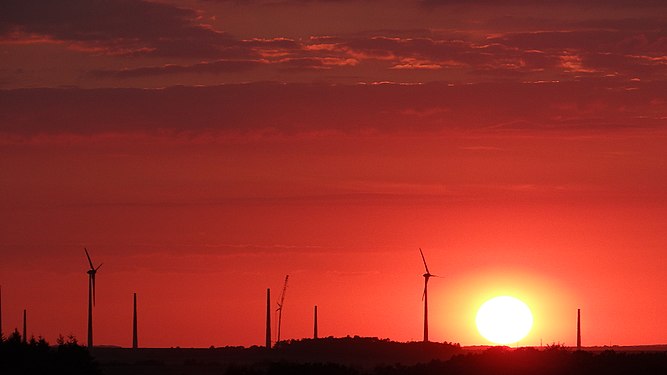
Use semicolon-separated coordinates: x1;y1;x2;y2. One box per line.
423;279;428;342
87;276;93;349
314;305;318;339
577;308;581;351
265;288;271;349
0;285;3;339
132;293;138;349
22;309;27;343
277;306;282;344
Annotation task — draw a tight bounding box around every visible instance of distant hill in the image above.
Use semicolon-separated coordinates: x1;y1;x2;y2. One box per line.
93;336;461;368
90;338;667;375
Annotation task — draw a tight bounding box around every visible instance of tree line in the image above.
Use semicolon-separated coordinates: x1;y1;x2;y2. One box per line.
0;330;99;375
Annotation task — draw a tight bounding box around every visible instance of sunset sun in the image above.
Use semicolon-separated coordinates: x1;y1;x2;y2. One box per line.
476;296;533;345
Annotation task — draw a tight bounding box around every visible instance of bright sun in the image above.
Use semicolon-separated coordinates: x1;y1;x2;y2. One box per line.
476;296;533;345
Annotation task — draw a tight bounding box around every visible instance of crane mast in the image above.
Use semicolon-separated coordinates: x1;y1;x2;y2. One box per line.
276;275;289;344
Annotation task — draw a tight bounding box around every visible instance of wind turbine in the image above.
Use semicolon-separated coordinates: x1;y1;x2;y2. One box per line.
275;275;289;344
419;248;438;342
85;248;102;349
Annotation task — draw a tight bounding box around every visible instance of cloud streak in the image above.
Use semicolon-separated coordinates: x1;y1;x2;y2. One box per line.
90;60;265;78
0;0;235;57
1;81;666;138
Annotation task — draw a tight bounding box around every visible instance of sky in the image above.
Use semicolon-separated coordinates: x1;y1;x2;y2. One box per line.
1;0;667;348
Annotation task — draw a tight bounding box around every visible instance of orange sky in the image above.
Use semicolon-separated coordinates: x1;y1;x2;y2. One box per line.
1;0;667;348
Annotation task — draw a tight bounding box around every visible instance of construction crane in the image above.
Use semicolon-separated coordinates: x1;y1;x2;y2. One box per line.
275;275;289;344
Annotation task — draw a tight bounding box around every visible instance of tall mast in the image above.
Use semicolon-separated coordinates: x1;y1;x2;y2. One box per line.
423;279;428;342
577;308;581;350
0;285;3;339
87;275;93;349
314;305;318;339
22;309;27;343
133;293;138;349
265;288;271;349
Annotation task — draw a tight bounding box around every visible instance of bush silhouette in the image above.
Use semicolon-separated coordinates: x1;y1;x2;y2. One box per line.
0;331;99;375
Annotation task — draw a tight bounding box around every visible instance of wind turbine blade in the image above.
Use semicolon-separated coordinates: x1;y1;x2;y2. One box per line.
95;263;103;271
422;276;429;300
419;248;430;274
84;248;95;270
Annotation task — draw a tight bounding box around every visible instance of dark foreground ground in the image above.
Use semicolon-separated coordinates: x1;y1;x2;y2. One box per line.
93;337;461;374
92;338;667;375
3;334;667;375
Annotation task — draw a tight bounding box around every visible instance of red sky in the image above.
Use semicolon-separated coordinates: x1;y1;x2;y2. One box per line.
1;0;667;348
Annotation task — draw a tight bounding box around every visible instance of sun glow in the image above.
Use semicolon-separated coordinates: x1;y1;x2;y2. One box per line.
476;296;533;345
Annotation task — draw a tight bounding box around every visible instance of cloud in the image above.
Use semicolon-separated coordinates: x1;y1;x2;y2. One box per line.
3;1;666;85
206;0;667;5
489;30;667;54
1;81;666;139
281;30;666;79
482;29;667;79
276;57;359;70
420;0;667;6
0;0;238;58
90;60;265;78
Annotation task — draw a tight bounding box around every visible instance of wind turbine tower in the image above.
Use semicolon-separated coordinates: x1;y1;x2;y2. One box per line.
276;275;289;344
0;285;3;338
577;308;581;350
265;288;271;349
133;293;138;349
313;305;318;339
22;309;26;343
419;248;438;343
84;248;103;350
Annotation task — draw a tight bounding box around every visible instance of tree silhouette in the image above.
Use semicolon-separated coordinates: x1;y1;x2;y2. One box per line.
0;331;99;375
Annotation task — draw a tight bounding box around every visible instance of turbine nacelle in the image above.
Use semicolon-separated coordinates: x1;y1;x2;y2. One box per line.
84;249;102;306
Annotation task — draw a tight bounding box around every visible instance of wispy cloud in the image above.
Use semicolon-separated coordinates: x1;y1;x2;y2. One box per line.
0;0;234;57
2;81;666;139
90;60;265;78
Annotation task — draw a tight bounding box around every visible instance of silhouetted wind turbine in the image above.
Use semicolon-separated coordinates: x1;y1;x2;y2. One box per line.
85;248;102;349
419;248;439;342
